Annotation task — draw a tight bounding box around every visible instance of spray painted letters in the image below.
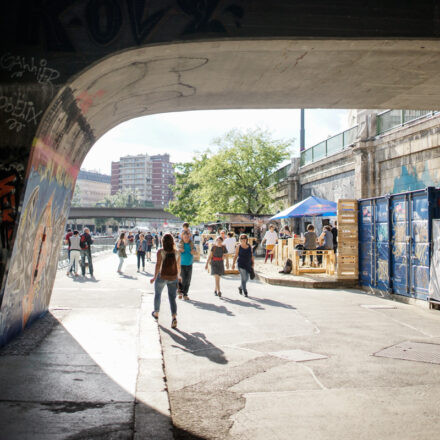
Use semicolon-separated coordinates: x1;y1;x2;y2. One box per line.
0;95;43;132
0;53;60;86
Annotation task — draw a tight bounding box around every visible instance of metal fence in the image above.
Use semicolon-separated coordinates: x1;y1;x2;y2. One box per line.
376;110;437;135
268;163;291;186
300;125;358;167
58;236;116;269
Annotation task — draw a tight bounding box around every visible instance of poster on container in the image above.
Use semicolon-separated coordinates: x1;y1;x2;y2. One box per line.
429;220;440;303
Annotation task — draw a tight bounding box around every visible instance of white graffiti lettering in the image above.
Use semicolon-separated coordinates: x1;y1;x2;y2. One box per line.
0;53;60;87
0;95;43;133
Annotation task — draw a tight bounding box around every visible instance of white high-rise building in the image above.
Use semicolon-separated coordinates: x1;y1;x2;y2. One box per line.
111;153;175;206
118;154;152;201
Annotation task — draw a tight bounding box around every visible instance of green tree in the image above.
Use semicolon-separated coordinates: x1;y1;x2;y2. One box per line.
71;183;82;207
191;128;292;220
167;128;292;222
98;190;149;227
94;216;109;233
167;155;208;223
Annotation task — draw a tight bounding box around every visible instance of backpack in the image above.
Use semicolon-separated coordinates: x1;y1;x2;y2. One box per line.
160;250;178;280
80;234;88;249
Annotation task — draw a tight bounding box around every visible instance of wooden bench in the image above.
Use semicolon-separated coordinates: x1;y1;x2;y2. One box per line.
292;249;335;276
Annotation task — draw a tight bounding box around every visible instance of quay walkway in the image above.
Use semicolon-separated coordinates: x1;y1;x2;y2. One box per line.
1;252;440;439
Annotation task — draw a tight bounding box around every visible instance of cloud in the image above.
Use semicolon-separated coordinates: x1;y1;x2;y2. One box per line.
81;109;351;173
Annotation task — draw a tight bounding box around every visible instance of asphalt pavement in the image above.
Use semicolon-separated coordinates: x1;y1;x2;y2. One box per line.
1;250;440;439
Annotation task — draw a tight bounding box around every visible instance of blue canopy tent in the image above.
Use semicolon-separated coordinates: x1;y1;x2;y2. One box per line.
270;196;337;219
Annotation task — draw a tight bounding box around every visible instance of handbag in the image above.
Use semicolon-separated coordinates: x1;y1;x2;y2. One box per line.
113;242;118;254
249;267;255;280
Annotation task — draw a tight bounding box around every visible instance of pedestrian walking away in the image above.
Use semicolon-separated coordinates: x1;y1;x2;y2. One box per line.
232;234;254;297
144;231;154;261
116;232;128;273
262;224;278;263
136;233;147;272
178;230;196;300
127;231;135;253
205;236;227;297
80;227;94;277
151;233;181;329
68;230;81;277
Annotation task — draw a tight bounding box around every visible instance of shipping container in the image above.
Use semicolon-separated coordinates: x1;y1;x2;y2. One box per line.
359;187;440;301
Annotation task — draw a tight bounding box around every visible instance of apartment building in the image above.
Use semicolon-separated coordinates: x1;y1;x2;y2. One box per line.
151;154;175;207
75;170;111;206
111;153;174;206
110;161;120;195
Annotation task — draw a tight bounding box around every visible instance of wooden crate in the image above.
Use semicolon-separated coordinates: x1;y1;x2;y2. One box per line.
336;255;358;279
337;241;358;256
337;212;358;225
337;199;358;211
338;224;358;241
337;199;358;225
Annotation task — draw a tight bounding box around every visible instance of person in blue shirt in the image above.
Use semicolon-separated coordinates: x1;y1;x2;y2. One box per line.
178;230;196;300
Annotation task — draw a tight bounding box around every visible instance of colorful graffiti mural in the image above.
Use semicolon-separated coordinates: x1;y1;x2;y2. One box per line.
0;137;78;346
0;158;25;302
393;164;439;194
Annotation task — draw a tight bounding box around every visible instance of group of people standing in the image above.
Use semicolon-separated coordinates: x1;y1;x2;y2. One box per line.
65;228;94;277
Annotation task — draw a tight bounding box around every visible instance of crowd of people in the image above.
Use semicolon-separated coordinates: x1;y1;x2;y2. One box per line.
64;220;338;329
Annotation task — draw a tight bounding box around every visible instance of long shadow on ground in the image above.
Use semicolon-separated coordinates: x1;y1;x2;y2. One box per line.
188;299;234;316
159;326;228;365
221;297;265;310
250;297;296;309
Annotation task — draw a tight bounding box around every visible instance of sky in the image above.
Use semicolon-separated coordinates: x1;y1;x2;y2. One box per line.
82;109;351;174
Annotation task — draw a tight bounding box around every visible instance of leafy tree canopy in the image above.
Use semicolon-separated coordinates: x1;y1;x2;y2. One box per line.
167;128;292;223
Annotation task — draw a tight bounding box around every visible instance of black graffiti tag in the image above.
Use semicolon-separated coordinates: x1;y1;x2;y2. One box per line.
0;53;60;86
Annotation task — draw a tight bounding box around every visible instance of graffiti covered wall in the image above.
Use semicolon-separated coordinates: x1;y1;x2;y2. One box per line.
378;147;440;195
0;138;78;345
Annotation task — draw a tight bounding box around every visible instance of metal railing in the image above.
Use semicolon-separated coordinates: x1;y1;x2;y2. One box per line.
376;110;437;135
300;125;358;167
58;236;116;269
268;163;291;186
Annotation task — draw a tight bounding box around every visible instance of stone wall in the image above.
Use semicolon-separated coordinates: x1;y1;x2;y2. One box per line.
301;170;355;201
374;117;440;195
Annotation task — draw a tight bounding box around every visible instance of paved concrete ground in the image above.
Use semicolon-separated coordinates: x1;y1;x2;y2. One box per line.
2;250;440;439
0;251;173;440
160;259;440;440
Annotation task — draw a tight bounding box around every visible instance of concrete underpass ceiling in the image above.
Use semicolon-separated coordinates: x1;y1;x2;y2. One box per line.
40;39;440;164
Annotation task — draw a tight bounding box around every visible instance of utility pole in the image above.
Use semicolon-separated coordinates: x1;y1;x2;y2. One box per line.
300;109;305;152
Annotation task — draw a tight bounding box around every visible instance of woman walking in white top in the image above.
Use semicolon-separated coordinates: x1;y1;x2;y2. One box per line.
262;224;278;263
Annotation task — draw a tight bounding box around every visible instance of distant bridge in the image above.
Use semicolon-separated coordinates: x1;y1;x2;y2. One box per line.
68;207;180;221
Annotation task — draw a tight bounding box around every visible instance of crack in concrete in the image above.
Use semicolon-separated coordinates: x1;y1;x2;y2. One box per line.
168;355;289;440
294;51;308;67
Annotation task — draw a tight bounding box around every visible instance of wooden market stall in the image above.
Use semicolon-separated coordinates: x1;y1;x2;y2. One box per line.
271;198;359;281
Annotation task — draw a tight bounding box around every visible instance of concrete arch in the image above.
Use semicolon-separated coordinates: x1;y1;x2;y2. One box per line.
1;37;440;345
